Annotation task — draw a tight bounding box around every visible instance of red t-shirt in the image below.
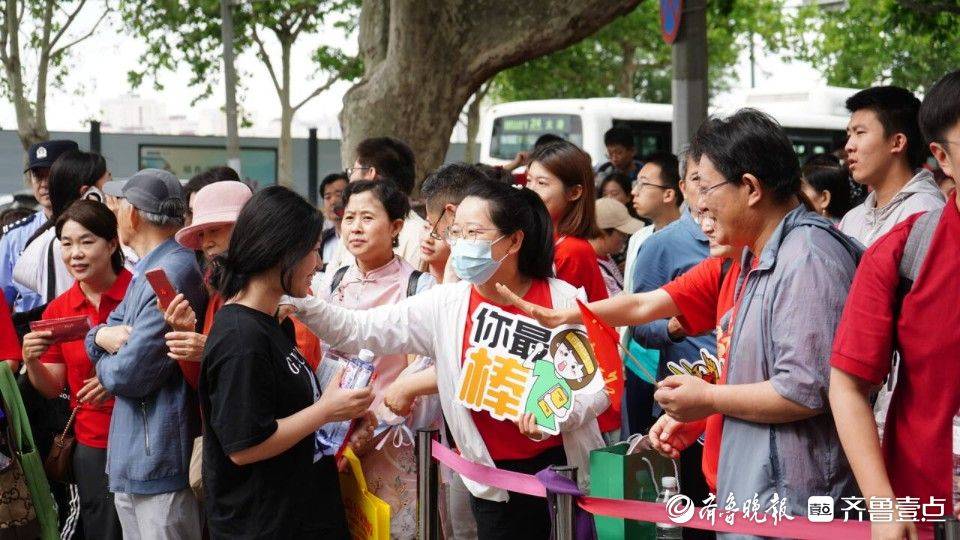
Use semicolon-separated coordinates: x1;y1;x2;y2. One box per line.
461;280;563;461
0;304;19;361
554;236;609;304
831;195;960;512
661;256;741;491
40;269;132;448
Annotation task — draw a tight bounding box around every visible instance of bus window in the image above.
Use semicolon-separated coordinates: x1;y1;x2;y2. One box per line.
490;114;583;160
785;128;844;163
611;120;671;158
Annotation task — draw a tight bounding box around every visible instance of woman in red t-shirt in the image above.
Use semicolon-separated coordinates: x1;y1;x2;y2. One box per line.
21;200;128;540
525;141;609;303
0;300;20;372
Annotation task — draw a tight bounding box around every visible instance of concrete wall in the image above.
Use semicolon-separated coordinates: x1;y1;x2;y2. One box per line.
0;129;469;200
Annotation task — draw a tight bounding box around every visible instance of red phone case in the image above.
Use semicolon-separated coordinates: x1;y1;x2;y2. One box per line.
145;268;177;309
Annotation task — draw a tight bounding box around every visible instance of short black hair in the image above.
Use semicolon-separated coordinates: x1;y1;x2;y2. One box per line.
320;172;349;196
691;108;800;204
473;163;515;184
355;137;416;195
421;163;485;210
604;126;634;149
919;70;960;149
801;153;853;219
343;179;410;223
184;166;241;200
463;180;554;280
56;199;124;274
642;152;683;206
534;133;564;149
212;186;322;299
48;149;107;217
846;86;927;168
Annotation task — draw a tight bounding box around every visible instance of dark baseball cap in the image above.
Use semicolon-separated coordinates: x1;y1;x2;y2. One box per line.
24;140;80;172
103;168;185;217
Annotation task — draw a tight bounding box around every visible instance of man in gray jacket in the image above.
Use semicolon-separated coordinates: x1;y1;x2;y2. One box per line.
841;86;944;246
86;169;206;540
653;110;861;533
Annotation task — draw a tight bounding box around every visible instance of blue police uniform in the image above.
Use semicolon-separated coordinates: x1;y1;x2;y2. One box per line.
0;209;47;311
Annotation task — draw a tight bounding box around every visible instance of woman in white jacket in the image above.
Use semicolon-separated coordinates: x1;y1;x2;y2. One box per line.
290;180;607;540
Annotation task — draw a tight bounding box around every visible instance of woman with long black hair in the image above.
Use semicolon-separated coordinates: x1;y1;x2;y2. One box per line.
199;186;372;539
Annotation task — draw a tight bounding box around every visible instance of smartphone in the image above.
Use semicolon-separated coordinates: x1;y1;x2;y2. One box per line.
145;268;177;309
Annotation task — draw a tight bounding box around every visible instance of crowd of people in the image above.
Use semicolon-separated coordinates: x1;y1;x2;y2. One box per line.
0;70;959;540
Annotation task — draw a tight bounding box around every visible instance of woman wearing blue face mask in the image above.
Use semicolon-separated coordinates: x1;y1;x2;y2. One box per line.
287;179;607;540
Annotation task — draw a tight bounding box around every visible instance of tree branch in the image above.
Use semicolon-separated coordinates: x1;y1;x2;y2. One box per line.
292;76;336;112
250;24;282;96
47;0;86;51
50;7;108;58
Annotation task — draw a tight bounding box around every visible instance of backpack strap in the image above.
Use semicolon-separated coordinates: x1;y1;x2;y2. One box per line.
328;266;350;294
719;258;733;286
897;207;943;294
406;270;423;298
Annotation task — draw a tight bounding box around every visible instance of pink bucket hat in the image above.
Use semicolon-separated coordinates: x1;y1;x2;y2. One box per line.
175;181;252;250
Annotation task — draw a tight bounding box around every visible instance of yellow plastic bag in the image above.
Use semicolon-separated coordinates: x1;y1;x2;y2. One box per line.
338;447;390;540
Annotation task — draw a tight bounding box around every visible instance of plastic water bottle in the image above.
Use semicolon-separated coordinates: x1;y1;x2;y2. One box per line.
316;349;376;456
953;408;960;512
656;476;683;540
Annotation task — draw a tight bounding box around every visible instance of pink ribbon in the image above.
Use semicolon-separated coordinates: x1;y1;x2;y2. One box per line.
431;440;873;538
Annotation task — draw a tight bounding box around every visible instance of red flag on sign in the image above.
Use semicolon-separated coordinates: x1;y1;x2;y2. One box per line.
576;300;623;433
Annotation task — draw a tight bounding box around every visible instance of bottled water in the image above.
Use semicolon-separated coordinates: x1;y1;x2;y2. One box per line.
656;476;683;540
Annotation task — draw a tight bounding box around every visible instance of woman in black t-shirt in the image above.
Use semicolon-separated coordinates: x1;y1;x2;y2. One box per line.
199;186;373;539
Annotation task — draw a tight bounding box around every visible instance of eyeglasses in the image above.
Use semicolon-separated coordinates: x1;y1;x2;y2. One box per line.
632;181;670;192
345;166;371;177
443;225;500;246
428;207;448;241
698;180;735;199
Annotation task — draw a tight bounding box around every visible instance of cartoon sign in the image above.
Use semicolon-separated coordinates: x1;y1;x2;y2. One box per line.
456;303;604;435
665;348;722;384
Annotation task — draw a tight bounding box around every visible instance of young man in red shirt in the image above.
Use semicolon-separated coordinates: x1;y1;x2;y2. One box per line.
829;70;960;540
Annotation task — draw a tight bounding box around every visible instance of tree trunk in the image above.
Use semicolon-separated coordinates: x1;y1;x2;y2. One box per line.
277;36;294;187
617;41;638;98
463;83;489;162
340;0;642;192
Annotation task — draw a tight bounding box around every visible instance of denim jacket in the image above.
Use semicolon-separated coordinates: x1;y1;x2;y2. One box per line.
85;238;206;494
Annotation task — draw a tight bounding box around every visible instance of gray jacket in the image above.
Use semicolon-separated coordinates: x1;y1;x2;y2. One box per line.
840;168;944;246
717;207;863;535
86;238;206;495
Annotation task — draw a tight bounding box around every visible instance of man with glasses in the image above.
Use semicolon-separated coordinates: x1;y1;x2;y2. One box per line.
653;109;861;522
0;139;78;312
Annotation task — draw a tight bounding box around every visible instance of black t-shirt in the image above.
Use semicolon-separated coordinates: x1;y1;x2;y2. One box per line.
200;304;348;539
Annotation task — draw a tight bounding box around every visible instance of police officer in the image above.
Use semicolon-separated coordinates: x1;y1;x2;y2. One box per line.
0;140;79;312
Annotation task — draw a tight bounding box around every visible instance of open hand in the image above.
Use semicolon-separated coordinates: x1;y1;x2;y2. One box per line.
494;283;578;328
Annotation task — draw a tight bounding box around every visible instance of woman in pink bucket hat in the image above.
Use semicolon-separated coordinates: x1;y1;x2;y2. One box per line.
162;181;323;390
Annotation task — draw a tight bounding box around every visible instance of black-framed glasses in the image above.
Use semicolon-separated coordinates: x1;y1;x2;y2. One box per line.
428;207;448;241
698;180;735;198
632;181;670;192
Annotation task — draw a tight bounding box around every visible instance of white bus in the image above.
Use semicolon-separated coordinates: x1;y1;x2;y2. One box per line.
479;86;859;168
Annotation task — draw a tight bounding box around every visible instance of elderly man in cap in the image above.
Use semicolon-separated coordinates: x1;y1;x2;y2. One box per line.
0;139;78;313
85;169;206;540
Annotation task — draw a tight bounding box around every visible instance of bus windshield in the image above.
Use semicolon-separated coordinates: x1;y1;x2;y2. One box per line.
490;114;583;159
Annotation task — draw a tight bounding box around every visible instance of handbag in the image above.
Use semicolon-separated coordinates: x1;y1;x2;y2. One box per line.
42;406;78;484
0;364;58;539
188;436;203;501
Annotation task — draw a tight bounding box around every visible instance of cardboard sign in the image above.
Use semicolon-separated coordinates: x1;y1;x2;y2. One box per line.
456;303;604;435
